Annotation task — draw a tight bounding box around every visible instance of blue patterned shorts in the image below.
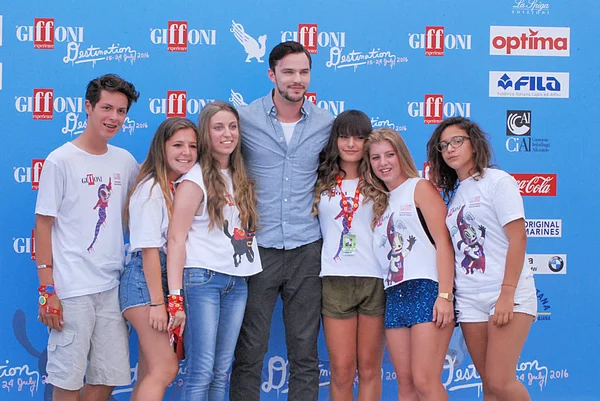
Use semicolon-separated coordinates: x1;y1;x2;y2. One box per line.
119;251;168;313
384;278;438;329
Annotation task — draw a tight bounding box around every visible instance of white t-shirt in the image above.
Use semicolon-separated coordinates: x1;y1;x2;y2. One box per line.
317;178;380;278
128;177;171;254
446;168;533;293
373;178;438;289
35;142;139;299
280;120;299;145
178;163;262;277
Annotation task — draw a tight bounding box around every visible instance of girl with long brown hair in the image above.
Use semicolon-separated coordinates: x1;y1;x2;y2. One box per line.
119;117;199;400
313;110;387;401
166;101;261;401
427;117;535;401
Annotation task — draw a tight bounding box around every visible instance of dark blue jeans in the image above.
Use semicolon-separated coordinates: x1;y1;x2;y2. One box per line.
230;240;322;401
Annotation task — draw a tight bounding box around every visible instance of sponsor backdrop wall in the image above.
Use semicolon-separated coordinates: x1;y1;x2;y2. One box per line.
1;1;598;400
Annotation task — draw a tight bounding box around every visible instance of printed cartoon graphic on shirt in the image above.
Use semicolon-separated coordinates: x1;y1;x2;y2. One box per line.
223;219;256;267
452;205;487;275
87;177;112;252
385;213;416;285
333;196;355;261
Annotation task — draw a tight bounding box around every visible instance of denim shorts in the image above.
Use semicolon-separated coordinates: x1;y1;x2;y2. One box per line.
384;278;438;329
119;251;168;313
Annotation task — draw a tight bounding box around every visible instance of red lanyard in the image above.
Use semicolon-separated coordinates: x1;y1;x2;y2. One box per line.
336;176;361;230
169;182;176;197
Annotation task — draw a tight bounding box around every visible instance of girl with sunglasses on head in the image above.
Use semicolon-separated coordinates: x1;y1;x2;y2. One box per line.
366;128;455;401
427;117;536;401
313;110;385;401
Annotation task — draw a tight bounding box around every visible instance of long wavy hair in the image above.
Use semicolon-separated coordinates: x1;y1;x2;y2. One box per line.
364;128;420;228
197;101;258;231
124;117;198;227
426;117;493;203
312;110;387;228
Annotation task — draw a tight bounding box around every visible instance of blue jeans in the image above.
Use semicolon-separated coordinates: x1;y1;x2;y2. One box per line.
182;268;248;401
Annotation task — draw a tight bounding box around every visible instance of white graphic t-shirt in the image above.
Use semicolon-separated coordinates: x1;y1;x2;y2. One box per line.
128;177;171;254
446;168;533;293
178;163;262;277
35;142;139;299
373;178;438;290
317;178;380;278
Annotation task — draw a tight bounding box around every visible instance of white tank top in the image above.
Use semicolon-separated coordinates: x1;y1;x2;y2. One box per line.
372;178;438;289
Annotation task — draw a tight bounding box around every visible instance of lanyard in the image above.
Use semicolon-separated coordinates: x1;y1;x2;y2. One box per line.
336;176;361;230
169;181;176;197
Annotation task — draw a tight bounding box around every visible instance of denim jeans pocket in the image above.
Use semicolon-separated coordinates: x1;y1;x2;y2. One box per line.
184;268;214;287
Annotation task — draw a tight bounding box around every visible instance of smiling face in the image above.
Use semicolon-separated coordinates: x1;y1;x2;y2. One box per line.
268;52;311;104
337;133;366;166
165;127;198;181
209;110;239;167
439;125;475;181
369;139;405;191
84;90;128;142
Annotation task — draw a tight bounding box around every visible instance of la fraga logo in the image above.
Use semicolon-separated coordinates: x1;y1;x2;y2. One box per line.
511;173;557;196
13;229;36;260
16;18;84;49
407;94;471;124
490;26;570;57
15;88;84;120
149;21;217;52
280;24;346;54
13;159;45;190
408;26;472;56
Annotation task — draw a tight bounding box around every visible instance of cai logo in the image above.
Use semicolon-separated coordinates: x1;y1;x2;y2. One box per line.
149;21;217;52
525;254;566;274
511;173;557;196
13;159;45;190
408;94;471;124
149;91;215;117
15;89;84;120
304;92;346;116
13;230;36;259
408;26;472;56
505;110;550;153
15;18;84;49
506;110;531;136
490;71;569;98
490;26;569;56
231;20;266;62
525;219;562;237
281;24;346;54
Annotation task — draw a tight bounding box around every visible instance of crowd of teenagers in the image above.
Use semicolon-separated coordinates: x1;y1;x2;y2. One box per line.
34;41;536;401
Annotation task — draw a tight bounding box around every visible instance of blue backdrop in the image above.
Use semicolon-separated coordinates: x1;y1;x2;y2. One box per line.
1;1;598;399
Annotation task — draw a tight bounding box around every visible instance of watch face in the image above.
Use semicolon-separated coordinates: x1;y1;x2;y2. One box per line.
39;295;47;306
46;285;55;295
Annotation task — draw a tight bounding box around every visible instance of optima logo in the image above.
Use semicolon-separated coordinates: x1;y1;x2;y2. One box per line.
149;21;217;52
15;18;84;49
490;26;569;56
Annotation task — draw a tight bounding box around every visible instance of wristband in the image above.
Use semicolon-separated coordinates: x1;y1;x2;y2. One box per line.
167;295;184;316
37;264;53;270
38;284;56;307
150;303;164;307
169;289;183;296
501;283;517;288
45;305;60;315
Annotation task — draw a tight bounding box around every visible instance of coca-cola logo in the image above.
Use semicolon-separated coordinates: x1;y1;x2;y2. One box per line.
511;174;557;196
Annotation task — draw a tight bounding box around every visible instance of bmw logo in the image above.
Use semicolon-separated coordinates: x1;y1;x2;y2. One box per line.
548;256;564;273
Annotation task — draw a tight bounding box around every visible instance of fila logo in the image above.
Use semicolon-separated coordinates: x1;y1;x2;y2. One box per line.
15;18;84;49
15;89;84;120
13;159;45;190
149;21;217;51
149;91;215;117
13;230;36;259
408;26;472;56
280;24;346;54
304;92;345;116
407;95;471;124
